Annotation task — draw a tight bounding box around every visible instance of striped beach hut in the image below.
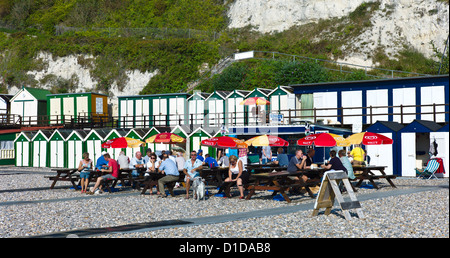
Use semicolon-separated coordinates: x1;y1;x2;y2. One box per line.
66;130;89;169
205;90;230;127
31;130;52;168
47;92;108;124
225;90;250;126
14;131;37;167
188;91;210;126
48;129;72;168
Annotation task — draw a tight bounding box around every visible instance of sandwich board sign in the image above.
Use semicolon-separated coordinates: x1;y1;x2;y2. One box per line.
312;171;364;220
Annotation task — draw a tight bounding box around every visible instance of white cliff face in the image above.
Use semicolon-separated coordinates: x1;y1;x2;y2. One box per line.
228;0;449;64
228;0;374;32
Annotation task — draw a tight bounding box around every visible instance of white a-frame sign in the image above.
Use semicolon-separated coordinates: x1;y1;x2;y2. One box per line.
312;171;364;220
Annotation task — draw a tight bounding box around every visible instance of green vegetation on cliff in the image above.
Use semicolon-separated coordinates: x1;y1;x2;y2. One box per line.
0;0;447;95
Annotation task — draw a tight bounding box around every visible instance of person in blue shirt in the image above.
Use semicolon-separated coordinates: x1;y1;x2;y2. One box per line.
183;151;203;199
275;147;289;167
95;151;109;171
204;154;218;168
196;149;204;162
157;154;180;198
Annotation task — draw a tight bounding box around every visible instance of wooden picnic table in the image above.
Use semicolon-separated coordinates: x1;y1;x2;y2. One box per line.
200;166;229;186
352;165;397;189
47;168;81;189
245;169;325;203
140;171;185;196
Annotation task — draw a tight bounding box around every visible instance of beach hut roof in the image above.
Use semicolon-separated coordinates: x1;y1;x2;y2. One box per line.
365;121;404;133
399;119;442;133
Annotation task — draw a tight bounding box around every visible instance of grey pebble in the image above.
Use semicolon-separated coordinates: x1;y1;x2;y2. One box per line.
0;167;448;238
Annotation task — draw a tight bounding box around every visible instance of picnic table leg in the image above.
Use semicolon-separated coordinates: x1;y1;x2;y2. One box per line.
50;172;62;189
386;177;397;188
368;178;379;189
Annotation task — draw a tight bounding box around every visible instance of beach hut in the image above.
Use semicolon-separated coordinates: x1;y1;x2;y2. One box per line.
430;123;449;177
225;90;249;126
47;92;108;125
142;127;162;152
189;127;213;156
31;130;52;168
14;131;36;167
66;130;89;169
48;129;72;168
205;91;230;127
244;88;272;125
268;86;299;124
10;87;50;125
399;120;442;177
84;129;106;167
188;91;210;126
365;121;404;175
118;93;190;128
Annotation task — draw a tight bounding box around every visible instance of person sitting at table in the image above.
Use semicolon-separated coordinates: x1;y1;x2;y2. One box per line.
95;151;109;171
350;144;366;166
304;148;315;168
175;152;186;173
88;153;119;195
183;151;203;199
321;150;347;172
78;152;92;194
145;153;160;173
217;151;229;167
157;154;180;198
287;150;308;182
274;147;289;167
143;148;156;164
346;150;353;164
224;155;250;199
204;154;219;168
338;149;355;179
196;149;205;162
117;151;130;169
129;151;145;177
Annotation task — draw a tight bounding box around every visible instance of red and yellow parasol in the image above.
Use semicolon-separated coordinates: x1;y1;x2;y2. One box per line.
102;137;145;149
296;133;348;147
201;136;247;149
145;132;186;144
245;134;289;147
239;97;270;106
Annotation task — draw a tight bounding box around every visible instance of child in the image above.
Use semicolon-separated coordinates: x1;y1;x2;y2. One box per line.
78;152;92;193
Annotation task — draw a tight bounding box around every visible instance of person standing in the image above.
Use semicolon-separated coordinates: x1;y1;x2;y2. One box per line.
262;145;272;164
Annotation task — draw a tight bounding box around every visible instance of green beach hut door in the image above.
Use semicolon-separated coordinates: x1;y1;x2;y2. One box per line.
49;134;65;168
67;133;84;169
153;98;167;126
15;138;30;167
33;140;47;168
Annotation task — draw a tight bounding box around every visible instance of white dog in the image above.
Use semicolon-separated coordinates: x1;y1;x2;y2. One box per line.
192;177;206;201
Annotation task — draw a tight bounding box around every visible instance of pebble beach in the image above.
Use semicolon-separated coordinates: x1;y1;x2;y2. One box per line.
0;166;448;238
